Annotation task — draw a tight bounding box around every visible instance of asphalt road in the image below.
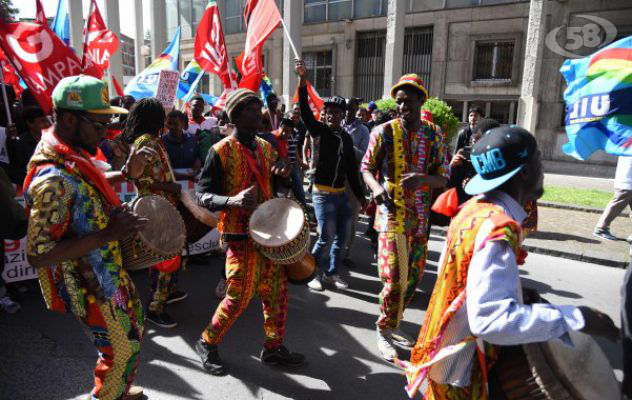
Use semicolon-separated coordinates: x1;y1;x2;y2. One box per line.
0;225;626;400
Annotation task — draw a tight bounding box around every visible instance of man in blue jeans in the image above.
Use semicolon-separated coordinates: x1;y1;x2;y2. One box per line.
295;59;366;291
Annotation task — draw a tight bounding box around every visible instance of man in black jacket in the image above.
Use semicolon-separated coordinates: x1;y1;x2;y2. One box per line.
454;105;483;153
295;59;366;292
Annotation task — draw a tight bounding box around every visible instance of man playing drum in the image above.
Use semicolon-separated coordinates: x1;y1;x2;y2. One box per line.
122;98;186;329
405;127;620;399
24;76;154;400
362;74;449;361
195;88;304;376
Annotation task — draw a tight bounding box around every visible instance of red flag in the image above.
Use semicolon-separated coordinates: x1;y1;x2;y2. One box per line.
243;0;259;28
240;0;281;91
0;21;87;113
293;81;324;120
194;1;238;91
35;0;46;24
82;0;119;72
112;76;124;97
0;50;23;97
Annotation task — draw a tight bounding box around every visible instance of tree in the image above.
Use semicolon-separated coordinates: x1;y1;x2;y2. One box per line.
0;0;17;23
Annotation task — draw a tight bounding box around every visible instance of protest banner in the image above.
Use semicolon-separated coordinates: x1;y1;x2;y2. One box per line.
156;69;180;110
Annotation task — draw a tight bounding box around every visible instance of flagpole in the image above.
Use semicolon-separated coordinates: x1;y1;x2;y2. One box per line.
80;0;95;69
0;62;13;126
280;19;300;59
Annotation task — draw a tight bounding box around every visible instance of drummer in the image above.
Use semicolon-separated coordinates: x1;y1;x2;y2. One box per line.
195;88;304;376
122;98;186;329
405;127;620;399
24;76;154;399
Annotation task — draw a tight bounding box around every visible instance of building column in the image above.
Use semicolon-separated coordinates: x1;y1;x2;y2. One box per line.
150;0;167;60
67;0;83;53
104;0;124;96
383;0;406;98
282;0;302;107
134;0;145;74
517;0;547;134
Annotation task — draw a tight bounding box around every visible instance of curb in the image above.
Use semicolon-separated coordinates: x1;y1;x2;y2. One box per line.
430;227;627;269
539;201;629;218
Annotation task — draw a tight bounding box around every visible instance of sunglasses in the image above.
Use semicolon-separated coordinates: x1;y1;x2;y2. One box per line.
77;114;111;131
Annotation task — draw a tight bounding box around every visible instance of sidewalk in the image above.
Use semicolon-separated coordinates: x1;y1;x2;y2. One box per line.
433;203;630;268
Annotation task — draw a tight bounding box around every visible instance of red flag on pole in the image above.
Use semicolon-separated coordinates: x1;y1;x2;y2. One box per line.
0;21;87;113
112;76;124;97
239;0;281;91
83;0;119;72
243;0;259;28
35;0;46;24
293;81;324;120
194;1;238;91
0;50;23;97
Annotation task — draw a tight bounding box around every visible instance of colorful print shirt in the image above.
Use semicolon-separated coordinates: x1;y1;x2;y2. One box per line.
25;164;130;317
133;133;178;205
361;118;449;236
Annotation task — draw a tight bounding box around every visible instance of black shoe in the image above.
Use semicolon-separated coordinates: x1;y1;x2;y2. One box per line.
195;338;227;376
342;258;355;269
166;290;188;304
260;345;306;367
146;310;177;328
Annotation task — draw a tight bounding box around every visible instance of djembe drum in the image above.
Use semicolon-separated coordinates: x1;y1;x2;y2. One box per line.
177;190;218;243
120;195;186;271
248;198;315;284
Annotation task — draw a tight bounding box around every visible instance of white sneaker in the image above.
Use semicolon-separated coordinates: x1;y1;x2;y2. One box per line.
323;274;349;290
377;330;398;361
215;278;227;299
391;328;415;348
307;276;324;291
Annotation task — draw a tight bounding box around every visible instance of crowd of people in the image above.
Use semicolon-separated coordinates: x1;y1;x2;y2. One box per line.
0;62;627;400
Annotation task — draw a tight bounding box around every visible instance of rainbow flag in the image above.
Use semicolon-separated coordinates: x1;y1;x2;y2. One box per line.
561;35;632;160
125;27;181;100
177;59;218;105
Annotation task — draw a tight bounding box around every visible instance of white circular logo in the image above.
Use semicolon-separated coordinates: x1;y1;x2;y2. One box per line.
545;15;617;58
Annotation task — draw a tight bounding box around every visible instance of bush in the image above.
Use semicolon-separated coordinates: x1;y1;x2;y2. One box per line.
422;97;460;143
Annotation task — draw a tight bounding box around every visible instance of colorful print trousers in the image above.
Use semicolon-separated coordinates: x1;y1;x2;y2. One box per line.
80;285;144;400
148;269;175;313
203;240;288;349
376;232;427;331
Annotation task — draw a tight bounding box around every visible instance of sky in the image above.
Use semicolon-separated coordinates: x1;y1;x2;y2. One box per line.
13;0;151;38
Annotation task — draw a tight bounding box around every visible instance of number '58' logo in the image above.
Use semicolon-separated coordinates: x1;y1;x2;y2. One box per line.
545;15;617;59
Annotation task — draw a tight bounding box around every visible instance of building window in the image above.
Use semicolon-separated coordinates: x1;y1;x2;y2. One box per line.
403;27;433;92
304;0;353;23
355;0;387;19
445;100;517;124
473;40;514;81
304;51;334;97
355;30;386;101
166;0;207;40
446;0;521;7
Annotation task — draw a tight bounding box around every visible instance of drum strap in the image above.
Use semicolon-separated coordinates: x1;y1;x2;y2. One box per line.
239;142;271;200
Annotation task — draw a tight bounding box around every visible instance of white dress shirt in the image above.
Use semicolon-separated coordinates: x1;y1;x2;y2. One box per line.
428;190;585;387
187;117;218;135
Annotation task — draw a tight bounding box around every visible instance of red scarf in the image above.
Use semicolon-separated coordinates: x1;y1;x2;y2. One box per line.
24;128;121;207
238;140;271;200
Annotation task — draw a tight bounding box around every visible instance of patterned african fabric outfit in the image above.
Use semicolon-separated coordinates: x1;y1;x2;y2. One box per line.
361;118;449;332
197;134;289;349
24;129;143;400
402;198;525;399
132;134;181;314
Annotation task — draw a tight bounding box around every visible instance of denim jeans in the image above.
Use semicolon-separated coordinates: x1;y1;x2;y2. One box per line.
311;192;353;276
290;166;307;207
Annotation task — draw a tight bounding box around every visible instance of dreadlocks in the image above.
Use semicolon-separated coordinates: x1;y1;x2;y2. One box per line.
122;98;166;144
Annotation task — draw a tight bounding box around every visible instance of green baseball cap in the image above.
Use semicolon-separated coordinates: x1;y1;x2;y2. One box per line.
52;75;128;114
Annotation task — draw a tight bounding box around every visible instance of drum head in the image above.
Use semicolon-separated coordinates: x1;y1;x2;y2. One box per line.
249;198;305;247
132;196;186;257
524;330;620;400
